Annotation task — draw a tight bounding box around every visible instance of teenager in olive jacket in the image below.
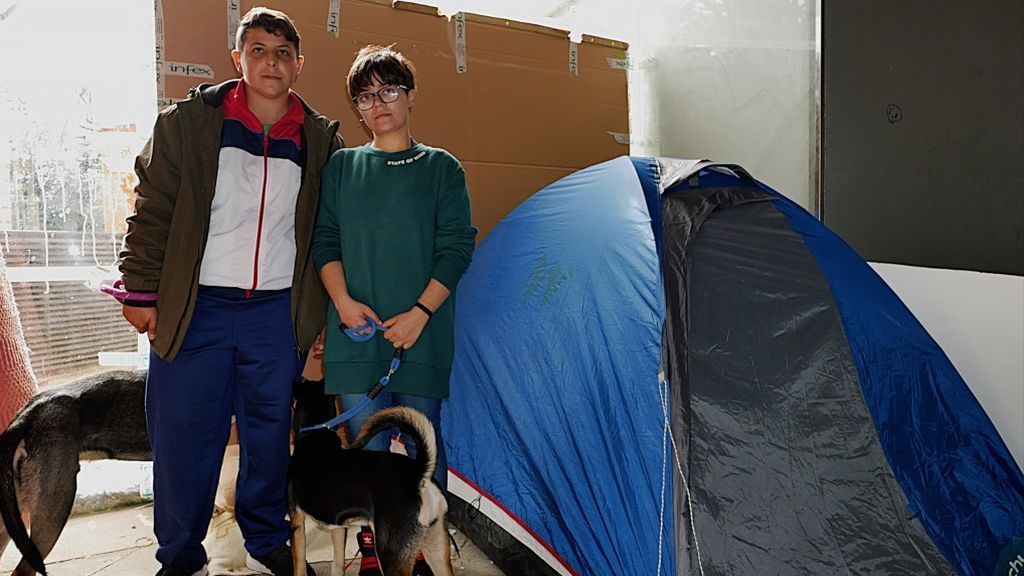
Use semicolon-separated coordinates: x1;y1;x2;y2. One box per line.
117;8;341;576
121;78;338;362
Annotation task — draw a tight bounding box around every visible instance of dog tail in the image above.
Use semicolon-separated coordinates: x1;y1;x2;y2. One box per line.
350;406;437;483
0;417;49;575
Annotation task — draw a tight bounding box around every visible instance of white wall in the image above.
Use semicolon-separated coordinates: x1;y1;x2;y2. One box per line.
431;1;819;208
871;263;1024;471
555;0;819;208
628;0;818;209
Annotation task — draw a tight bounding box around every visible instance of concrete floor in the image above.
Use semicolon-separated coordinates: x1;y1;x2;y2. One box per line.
0;504;504;576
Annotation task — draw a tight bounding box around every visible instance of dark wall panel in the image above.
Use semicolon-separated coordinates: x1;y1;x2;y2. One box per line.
822;0;1023;275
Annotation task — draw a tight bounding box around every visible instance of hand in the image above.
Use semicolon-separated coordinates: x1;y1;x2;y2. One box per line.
382;308;428;350
336;298;381;335
312;330;325;360
123;305;158;341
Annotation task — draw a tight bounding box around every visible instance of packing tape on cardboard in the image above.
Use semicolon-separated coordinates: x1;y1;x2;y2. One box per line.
606;57;629;70
569;41;579;76
607;131;630;145
327;0;341;38
227;0;240;50
165;61;216;79
154;0;165;108
453;12;467;74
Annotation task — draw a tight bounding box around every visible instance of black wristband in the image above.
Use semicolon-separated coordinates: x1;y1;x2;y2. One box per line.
414;301;434;318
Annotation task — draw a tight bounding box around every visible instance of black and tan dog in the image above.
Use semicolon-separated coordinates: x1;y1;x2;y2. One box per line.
288;378;453;576
0;370;150;576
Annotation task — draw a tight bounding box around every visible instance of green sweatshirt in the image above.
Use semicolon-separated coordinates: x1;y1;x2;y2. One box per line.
312;143;477;398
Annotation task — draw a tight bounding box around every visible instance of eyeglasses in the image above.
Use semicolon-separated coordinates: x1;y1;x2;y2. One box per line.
352;85;408;111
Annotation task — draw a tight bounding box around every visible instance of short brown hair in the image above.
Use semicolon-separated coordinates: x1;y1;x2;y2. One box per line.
347;45;416;98
236;7;300;53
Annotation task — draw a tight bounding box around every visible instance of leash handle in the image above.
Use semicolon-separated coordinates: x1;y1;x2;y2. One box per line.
342;319;387;342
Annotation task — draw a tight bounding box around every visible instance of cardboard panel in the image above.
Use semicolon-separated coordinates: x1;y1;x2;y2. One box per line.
462;162;576;235
160;0;629;239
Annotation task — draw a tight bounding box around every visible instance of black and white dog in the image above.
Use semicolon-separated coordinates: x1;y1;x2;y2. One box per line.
288;378;452;576
0;370;150;576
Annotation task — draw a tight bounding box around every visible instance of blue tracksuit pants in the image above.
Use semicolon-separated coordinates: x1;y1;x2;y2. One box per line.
146;287;300;571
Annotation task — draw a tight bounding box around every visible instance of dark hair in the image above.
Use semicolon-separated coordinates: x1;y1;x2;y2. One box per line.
347;45;416;98
236;7;300;53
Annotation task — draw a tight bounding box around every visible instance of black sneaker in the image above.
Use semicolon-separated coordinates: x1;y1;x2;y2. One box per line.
245;543;315;576
155;566;207;576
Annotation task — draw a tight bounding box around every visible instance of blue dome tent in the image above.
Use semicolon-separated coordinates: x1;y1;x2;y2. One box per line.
442;157;1024;576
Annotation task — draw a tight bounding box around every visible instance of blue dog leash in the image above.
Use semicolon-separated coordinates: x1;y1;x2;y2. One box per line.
298;319;403;434
342;318;387;342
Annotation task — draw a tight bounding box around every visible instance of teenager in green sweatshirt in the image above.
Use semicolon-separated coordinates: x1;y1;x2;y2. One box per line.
311;45;476;494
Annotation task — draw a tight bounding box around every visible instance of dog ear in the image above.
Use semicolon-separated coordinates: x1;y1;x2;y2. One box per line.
292;377;313;400
292;377;326;398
